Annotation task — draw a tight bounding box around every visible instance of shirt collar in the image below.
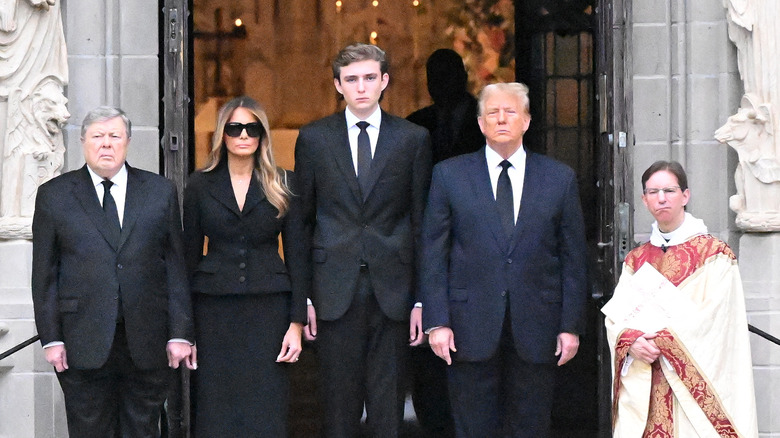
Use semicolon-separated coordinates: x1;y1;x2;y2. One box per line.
485;145;526;170
87;164;128;188
649;212;709;247
345;106;382;129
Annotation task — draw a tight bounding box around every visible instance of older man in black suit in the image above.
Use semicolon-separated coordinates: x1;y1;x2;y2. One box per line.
421;82;587;438
294;43;432;437
31;106;196;437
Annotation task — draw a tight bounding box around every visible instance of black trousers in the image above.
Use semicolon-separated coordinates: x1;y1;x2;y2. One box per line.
409;345;455;437
447;313;556;438
57;324;172;438
317;267;409;438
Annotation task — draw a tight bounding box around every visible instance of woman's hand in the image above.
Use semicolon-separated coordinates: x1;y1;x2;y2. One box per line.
628;333;661;364
277;322;304;363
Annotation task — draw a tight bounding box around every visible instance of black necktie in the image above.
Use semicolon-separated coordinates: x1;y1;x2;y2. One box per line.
497;160;514;238
101;179;121;235
356;121;372;200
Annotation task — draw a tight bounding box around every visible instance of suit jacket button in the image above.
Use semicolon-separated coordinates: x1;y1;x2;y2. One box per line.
239;249;247;256
506;258;512;264
117;264;123;269
239;262;246;269
239;276;246;283
501;290;507;297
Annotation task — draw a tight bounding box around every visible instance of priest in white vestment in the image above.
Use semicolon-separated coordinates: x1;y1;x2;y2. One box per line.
604;161;758;438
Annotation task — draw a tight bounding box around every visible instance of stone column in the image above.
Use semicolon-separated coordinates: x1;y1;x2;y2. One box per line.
717;2;780;436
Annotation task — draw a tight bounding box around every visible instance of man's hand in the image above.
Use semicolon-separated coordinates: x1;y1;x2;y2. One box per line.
304;303;317;341
167;341;197;370
555;332;579;366
628;333;661;364
277;323;303;363
409;307;424;346
45;344;68;372
428;327;456;365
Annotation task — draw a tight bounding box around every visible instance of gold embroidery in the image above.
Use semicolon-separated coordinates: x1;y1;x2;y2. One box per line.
643;361;674;438
625;235;735;286
655;331;739;437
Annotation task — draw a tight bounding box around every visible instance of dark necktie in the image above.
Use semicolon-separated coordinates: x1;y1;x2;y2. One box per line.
496;160;514;238
101;179;121;236
356;121;372;200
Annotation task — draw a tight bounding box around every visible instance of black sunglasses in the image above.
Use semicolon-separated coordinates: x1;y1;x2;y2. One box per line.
224;122;262;138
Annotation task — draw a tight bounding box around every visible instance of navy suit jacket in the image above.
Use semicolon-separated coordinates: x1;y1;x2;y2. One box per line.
420;148;587;364
294;110;432;322
31;164;194;369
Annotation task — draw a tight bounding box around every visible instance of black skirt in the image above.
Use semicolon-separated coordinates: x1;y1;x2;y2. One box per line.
192;292;291;438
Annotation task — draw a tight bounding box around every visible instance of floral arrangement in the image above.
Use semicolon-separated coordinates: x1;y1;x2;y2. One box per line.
445;0;515;92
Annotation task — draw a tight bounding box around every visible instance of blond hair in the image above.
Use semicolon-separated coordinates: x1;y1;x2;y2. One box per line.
203;96;291;217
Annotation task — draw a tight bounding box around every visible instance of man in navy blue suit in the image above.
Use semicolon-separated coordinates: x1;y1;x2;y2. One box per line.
421;82;587;438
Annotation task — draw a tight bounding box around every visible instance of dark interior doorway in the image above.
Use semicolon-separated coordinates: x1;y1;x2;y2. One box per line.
515;1;602;436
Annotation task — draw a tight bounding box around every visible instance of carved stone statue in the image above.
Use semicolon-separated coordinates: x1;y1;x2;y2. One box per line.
0;0;68;239
717;1;780;231
715;95;780;230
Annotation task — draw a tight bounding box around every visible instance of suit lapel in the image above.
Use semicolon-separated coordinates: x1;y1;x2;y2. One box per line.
241;173;265;216
467;150;510;253
508;151;541;254
119;165;149;250
361;111;395;200
327;112;363;203
205;163;244;217
71;166;120;251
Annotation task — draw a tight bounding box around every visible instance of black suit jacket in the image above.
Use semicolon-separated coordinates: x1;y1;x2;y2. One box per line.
294;110;432;322
182;162;307;323
31;165;194;370
421;149;587;364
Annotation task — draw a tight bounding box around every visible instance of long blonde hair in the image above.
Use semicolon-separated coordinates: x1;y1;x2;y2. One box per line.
203;96;291;217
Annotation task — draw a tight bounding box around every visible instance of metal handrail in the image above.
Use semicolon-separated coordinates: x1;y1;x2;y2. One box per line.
0;334;39;361
749;324;780;346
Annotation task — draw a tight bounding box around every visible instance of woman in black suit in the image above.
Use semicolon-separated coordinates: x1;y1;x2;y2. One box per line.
183;96;306;437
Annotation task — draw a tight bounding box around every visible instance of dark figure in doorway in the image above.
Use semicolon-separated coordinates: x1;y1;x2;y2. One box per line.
407;48;484;165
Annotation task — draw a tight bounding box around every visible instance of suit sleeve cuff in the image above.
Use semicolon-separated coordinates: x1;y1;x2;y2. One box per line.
424;326;443;335
168;338;194;345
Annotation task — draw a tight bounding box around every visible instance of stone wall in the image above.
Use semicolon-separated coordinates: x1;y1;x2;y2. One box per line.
0;1;161;436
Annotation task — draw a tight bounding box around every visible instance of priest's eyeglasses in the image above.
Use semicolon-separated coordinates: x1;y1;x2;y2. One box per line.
643;186;680;196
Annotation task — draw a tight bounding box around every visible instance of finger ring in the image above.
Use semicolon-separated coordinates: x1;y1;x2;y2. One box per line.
294;357;299;362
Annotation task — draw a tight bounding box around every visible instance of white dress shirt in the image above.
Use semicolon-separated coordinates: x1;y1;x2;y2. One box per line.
345;107;382;176
87;164;128;227
485;145;526;224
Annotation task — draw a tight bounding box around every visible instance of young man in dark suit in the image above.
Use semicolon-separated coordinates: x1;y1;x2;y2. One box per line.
31;106;196;437
294;43;432;437
421;82;587;438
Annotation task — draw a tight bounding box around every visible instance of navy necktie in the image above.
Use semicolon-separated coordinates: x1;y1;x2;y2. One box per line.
356;121;372;200
496;160;514;238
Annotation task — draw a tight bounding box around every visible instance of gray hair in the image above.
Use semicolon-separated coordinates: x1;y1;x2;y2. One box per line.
80;106;132;139
478;82;531;117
